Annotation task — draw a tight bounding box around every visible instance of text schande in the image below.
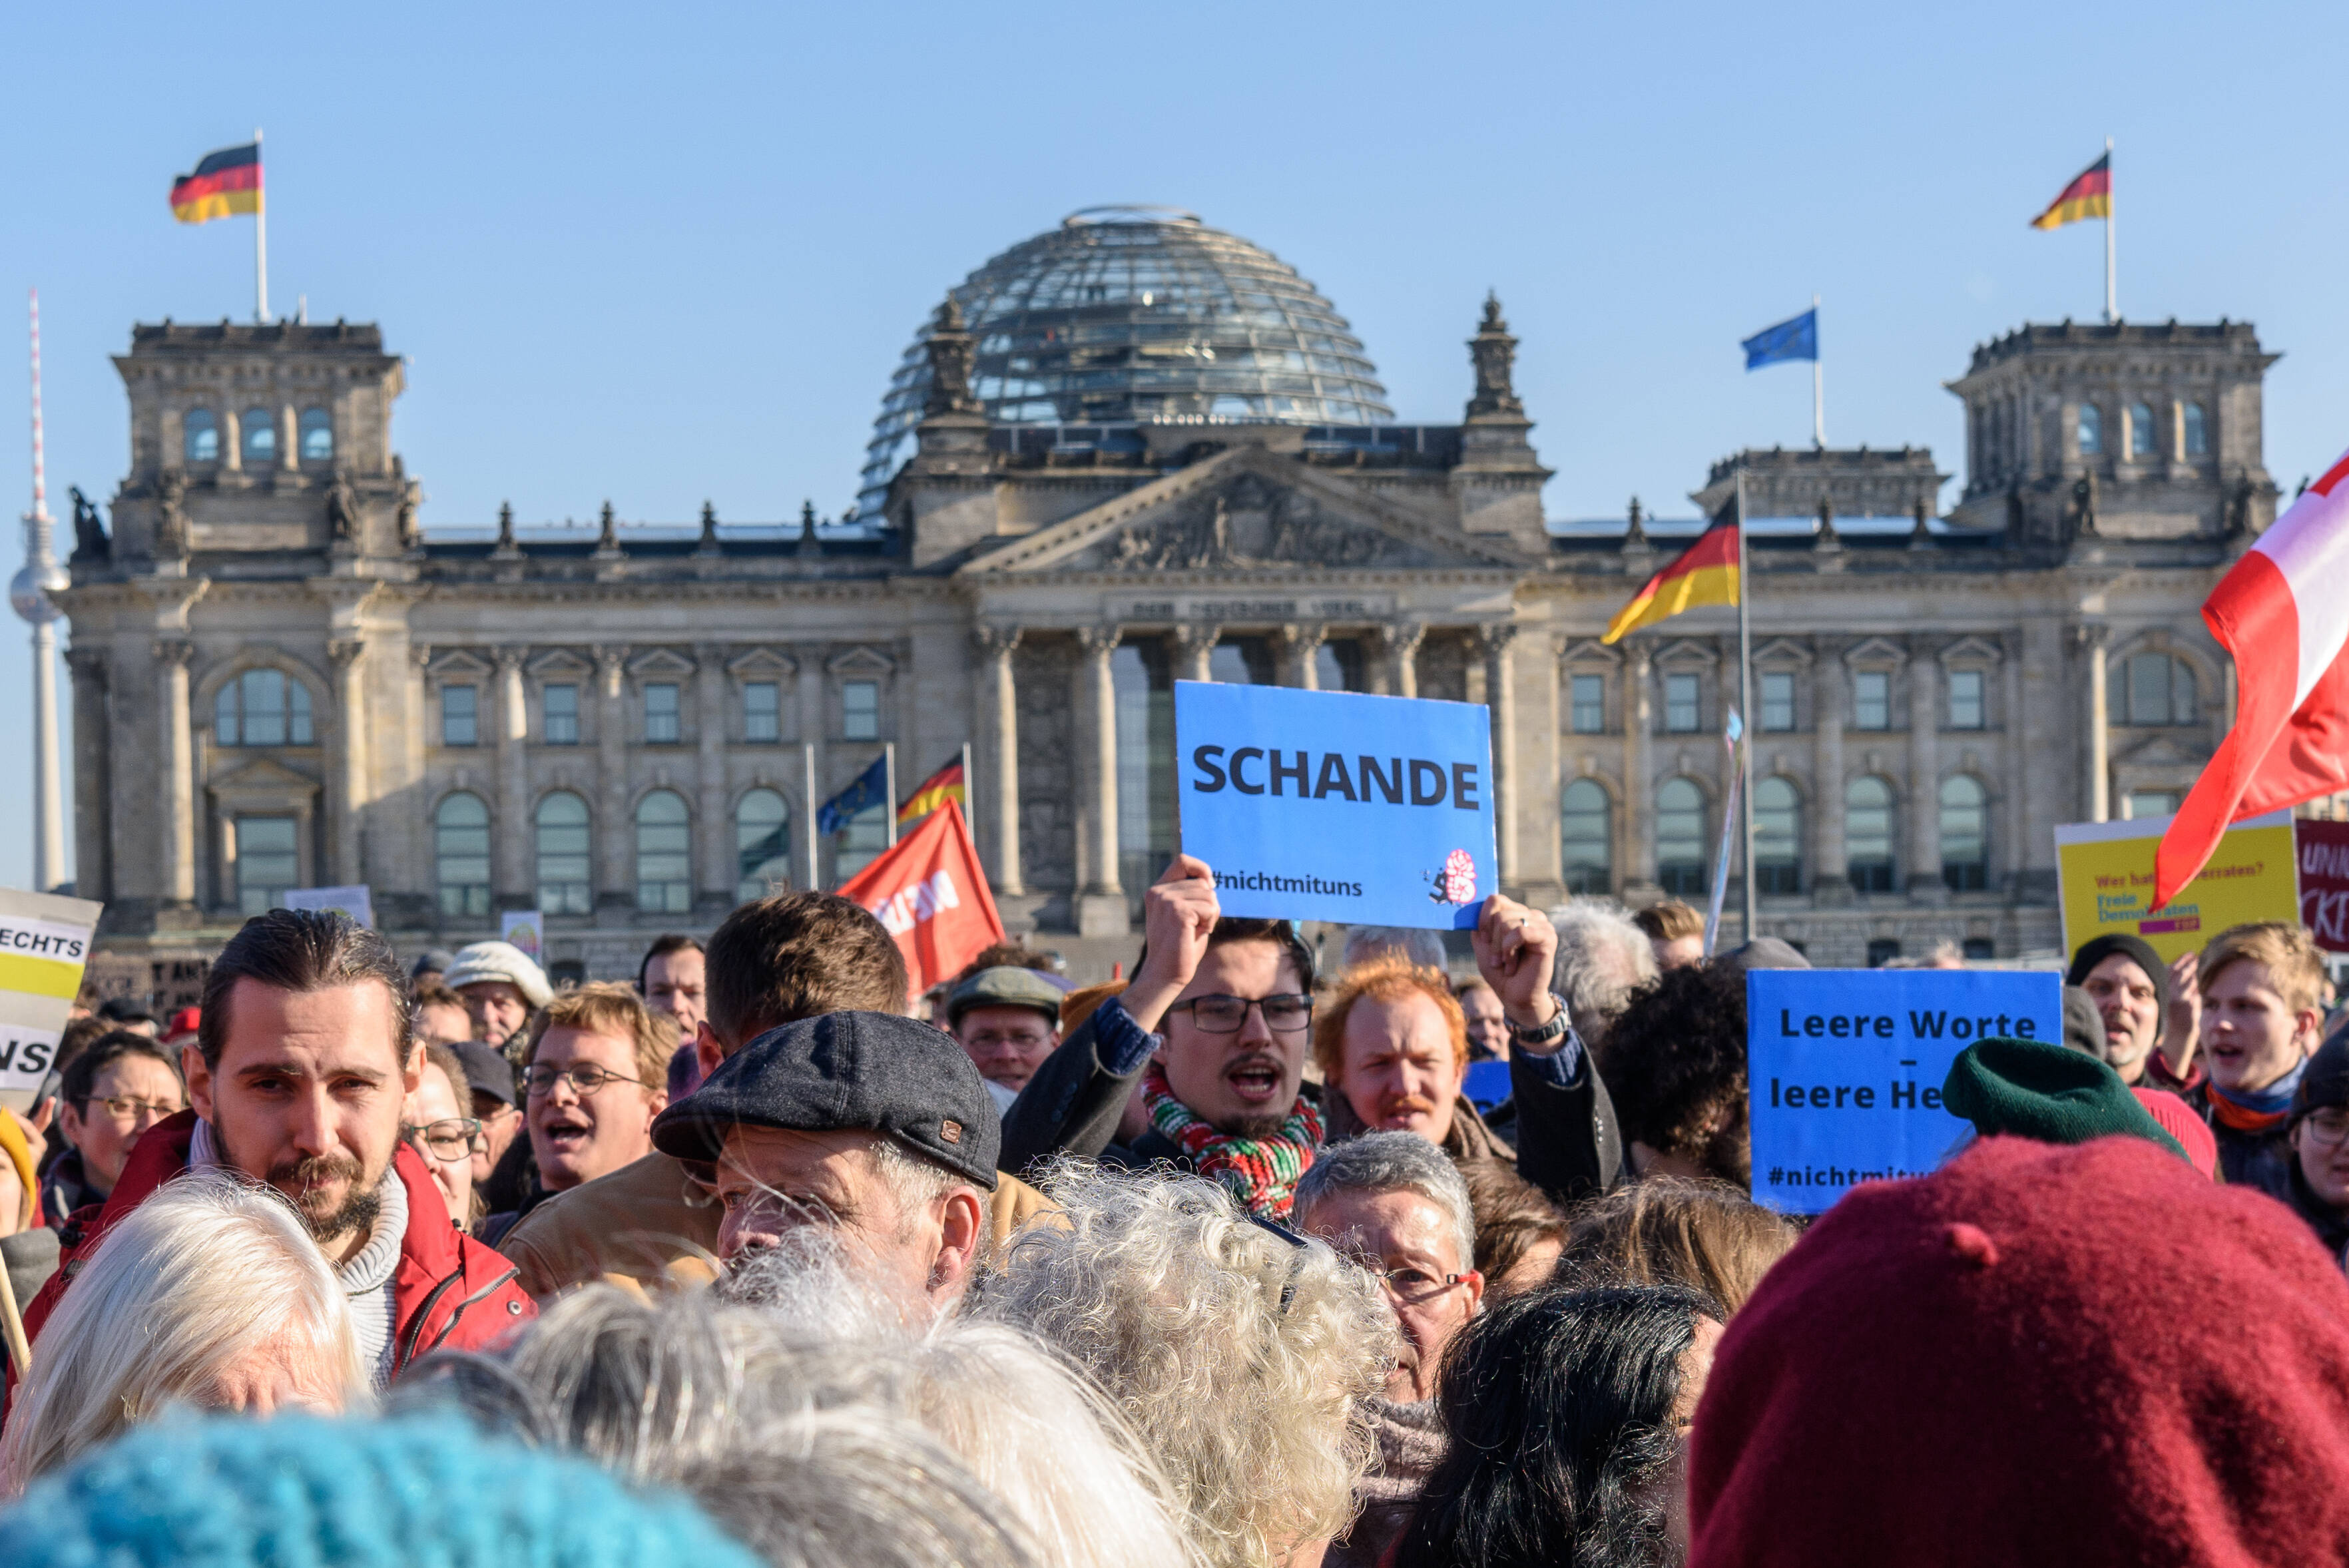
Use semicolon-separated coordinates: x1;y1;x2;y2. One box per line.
1188;746;1480;809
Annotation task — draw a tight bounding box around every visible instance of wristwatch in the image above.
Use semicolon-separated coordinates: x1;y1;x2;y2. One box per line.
1510;993;1572;1047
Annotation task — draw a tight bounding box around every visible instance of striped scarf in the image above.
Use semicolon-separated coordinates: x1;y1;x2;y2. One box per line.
2209;1057;2308;1135
1142;1061;1324;1219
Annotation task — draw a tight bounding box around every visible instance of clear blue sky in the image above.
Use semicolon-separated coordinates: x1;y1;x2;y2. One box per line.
3;1;2345;890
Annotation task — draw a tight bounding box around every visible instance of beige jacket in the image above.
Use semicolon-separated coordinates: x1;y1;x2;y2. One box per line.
499;1149;1056;1302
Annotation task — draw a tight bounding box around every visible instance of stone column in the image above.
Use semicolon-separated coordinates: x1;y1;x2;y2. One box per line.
66;649;111;904
1480;623;1519;884
1074;625;1129;935
1170;623;1218;684
330;639;370;886
1906;641;1941;896
1813;641;1847;900
2083;625;2111;822
1276;623;1328;688
491;647;530;904
280;406;300;470
973;625;1024;896
154;639;197;908
1623;643;1654;890
1384;621;1425;699
696;645;730;907
596;646;631;910
2001;633;2027;888
220;410;242;473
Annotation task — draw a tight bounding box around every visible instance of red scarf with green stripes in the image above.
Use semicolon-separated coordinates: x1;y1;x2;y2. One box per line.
1141;1061;1324;1218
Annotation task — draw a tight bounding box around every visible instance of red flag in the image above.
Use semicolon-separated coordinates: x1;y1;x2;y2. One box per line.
834;799;1004;1004
2154;448;2349;907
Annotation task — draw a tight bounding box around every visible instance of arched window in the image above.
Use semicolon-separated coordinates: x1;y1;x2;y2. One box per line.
2077;402;2103;457
298;407;333;462
2127;401;2156;459
1754;777;1802;894
1559;779;1611;895
636;790;692;914
535;792;592;915
435;794;491;917
214;668;314;746
2183;401;2209;457
1846;776;1897;893
736;789;792;904
1940;776;1989;892
2120;653;2197;726
242;407;277;465
1655;777;1707;896
184;408;219;463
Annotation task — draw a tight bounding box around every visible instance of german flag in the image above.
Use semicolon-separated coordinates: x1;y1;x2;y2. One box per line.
170;142;263;224
2031;152;2110;231
896;756;967;826
1601;517;1739;645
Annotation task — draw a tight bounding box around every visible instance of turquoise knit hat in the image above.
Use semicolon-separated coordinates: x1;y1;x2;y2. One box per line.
1942;1036;2190;1163
1;1414;764;1568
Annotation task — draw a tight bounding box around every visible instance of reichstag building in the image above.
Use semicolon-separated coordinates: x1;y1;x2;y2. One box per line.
59;204;2276;991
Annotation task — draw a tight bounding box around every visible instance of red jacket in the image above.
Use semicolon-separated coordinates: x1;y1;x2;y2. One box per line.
6;1110;535;1411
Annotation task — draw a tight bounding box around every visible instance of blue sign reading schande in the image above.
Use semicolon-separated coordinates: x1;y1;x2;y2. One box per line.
1174;680;1497;929
1746;968;2062;1215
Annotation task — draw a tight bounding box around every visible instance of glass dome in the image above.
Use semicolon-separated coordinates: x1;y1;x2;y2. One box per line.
856;206;1394;516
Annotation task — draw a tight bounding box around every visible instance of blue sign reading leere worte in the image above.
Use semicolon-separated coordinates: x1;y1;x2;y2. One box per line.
1746;967;2062;1214
1174;680;1496;929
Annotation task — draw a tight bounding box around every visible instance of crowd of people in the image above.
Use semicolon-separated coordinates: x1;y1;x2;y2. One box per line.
3;860;2348;1567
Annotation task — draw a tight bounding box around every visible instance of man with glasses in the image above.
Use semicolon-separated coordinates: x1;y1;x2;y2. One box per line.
1005;852;1579;1217
1290;1130;1482;1568
2282;1027;2349;1266
403;1041;483;1230
41;1032;187;1225
489;983;671;1240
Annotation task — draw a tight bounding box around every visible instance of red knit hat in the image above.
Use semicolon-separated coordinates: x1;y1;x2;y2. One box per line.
2133;1086;2219;1180
1689;1136;2349;1567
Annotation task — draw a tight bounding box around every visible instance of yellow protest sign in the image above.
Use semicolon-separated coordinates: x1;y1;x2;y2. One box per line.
2055;809;2300;964
0;888;105;1114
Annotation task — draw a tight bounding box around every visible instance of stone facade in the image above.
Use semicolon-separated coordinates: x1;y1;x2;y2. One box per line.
59;302;2272;989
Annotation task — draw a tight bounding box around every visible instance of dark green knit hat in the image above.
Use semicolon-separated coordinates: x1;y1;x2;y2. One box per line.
1942;1037;2189;1163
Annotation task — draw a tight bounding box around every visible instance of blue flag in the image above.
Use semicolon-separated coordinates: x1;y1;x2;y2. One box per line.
1742;308;1818;370
818;753;888;836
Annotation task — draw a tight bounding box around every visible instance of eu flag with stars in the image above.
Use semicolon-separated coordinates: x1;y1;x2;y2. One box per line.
1742;309;1818;370
818;753;889;835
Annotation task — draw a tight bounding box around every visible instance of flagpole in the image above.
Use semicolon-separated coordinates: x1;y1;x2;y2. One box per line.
1736;469;1757;943
884;743;898;847
2103;136;2116;325
960;741;973;833
253;127;269;324
802;741;819;892
1810;294;1824;449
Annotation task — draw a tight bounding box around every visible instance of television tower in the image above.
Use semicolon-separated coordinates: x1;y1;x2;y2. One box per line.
13;290;69;892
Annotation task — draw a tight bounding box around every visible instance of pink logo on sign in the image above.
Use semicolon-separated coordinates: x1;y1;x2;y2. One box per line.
1428;848;1478;906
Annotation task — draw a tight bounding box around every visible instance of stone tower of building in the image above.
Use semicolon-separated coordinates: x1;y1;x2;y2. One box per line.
1944;320;2277;547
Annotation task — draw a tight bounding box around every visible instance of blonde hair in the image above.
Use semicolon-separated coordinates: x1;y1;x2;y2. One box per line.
0;1170;369;1493
977;1163;1396;1568
1312;955;1468;1083
526;979;676;1089
2199;921;2328;1015
1557;1176;1799;1316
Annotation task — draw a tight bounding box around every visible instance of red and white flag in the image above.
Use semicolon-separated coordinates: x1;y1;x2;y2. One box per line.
2155;451;2349;906
834;799;1004;1005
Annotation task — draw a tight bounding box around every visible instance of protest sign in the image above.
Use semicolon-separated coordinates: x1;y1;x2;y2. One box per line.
1173;680;1496;929
282;884;374;928
0;888;104;1115
500;909;545;963
2299;820;2349;955
1747;967;2061;1216
2055;810;2298;964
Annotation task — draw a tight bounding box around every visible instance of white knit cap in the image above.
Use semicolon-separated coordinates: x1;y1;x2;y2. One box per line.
442;939;553;1008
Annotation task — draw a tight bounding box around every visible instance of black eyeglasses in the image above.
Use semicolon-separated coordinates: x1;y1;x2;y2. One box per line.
1166;993;1314;1034
403;1117;485;1163
523;1063;647;1097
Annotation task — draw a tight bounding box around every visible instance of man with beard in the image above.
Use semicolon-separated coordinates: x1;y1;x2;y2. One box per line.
1002;854;1605;1215
7;910;531;1410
